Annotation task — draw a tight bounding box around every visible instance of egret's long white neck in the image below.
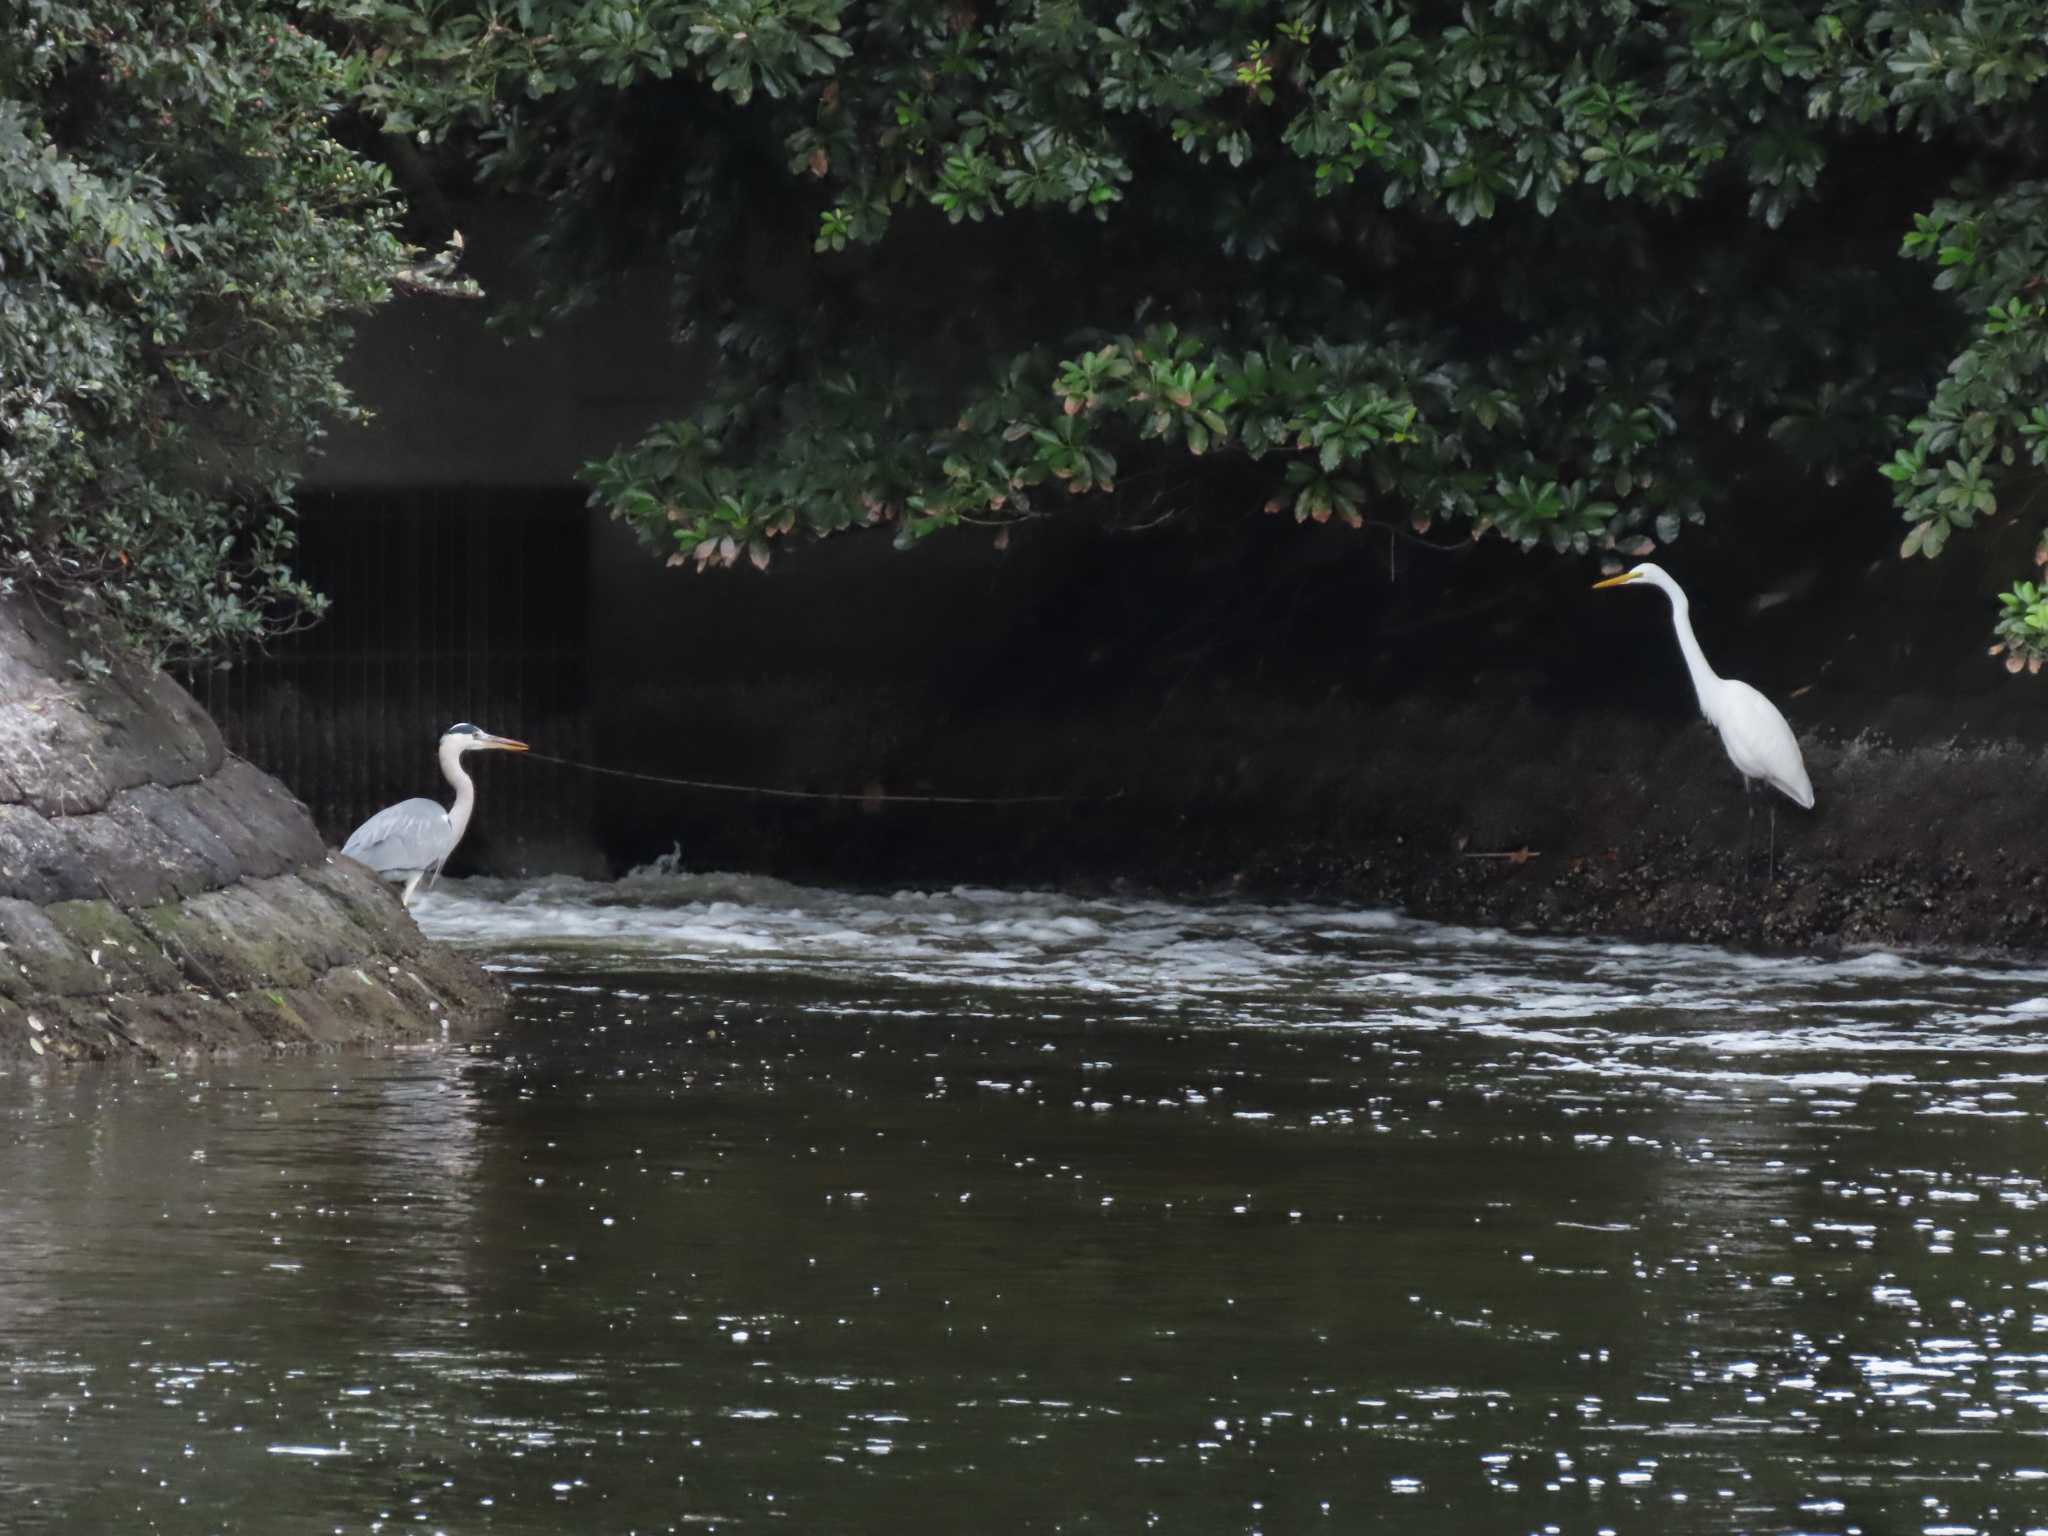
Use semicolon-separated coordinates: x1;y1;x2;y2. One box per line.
1655;578;1721;714
438;736;477;846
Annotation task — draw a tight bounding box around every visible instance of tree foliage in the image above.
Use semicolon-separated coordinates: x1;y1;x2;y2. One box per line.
351;2;2048;662
0;1;401;668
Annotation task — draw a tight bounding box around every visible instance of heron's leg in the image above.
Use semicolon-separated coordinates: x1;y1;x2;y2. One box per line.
401;871;423;907
1768;803;1778;886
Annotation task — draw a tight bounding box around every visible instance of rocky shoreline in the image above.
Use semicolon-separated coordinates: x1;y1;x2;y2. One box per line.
0;599;499;1068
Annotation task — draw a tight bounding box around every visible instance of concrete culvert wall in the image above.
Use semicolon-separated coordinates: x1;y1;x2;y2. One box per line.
0;598;499;1068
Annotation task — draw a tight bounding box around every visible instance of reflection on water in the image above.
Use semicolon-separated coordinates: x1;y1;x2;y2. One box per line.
5;873;2048;1533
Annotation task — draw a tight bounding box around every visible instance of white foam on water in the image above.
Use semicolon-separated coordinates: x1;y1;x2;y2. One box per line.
417;870;2048;1076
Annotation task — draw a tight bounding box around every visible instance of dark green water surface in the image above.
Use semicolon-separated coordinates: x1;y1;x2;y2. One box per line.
6;874;2048;1533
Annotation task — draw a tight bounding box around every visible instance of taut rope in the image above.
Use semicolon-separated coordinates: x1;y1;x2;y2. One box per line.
523;751;1113;807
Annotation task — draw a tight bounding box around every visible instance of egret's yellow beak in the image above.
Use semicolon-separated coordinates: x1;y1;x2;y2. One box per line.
1591;572;1640;589
485;735;530;752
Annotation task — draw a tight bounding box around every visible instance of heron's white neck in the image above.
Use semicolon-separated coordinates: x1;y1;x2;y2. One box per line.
1652;577;1721;714
438;736;478;846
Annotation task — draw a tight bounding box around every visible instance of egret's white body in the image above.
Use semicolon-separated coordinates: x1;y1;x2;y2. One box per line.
1594;563;1814;811
340;723;528;905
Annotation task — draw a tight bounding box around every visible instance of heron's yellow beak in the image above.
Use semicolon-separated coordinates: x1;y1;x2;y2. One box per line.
486;735;530;752
1591;572;1640;589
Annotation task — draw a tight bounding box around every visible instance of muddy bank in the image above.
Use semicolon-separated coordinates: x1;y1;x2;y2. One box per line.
1117;697;2048;955
0;598;500;1067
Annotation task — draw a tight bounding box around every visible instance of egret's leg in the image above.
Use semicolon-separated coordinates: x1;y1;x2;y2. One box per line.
1741;779;1756;880
1768;803;1778;886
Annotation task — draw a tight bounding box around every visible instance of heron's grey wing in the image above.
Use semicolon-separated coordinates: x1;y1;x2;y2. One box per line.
340;797;455;878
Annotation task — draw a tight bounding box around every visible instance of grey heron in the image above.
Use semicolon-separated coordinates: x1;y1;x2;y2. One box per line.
340;722;529;905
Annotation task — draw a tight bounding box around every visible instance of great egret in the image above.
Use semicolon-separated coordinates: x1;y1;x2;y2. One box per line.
340;722;529;905
1593;563;1813;871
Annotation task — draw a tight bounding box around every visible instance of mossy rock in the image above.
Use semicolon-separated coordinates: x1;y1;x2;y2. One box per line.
0;596;500;1065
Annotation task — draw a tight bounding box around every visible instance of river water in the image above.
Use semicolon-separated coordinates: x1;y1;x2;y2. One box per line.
7;872;2048;1534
